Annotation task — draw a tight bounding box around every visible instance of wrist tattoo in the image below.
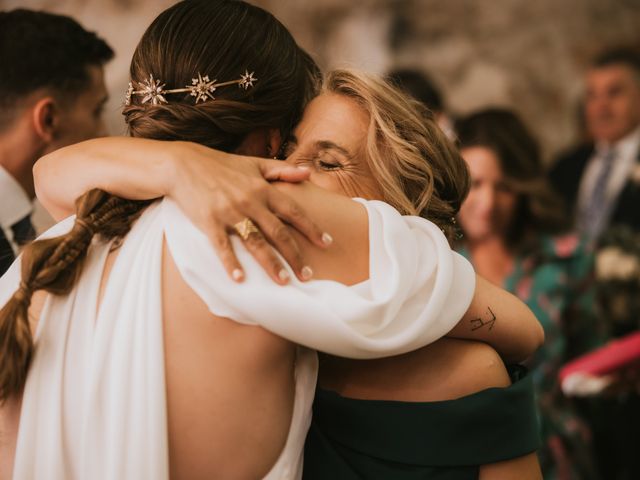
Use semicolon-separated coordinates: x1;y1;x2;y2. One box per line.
470;306;496;331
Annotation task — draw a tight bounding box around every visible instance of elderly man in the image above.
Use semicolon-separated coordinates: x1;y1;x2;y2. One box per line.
550;47;640;480
0;9;113;275
550;48;640;242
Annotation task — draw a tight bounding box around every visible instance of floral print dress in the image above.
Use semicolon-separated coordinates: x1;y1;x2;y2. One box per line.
459;234;607;480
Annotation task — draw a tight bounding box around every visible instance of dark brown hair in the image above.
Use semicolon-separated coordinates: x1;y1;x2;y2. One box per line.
592;47;640;79
0;0;320;402
124;0;320;151
455;108;565;251
0;9;113;131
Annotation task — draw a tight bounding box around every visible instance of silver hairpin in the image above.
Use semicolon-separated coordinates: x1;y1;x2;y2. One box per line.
190;73;217;103
239;70;257;90
140;74;167;105
124;70;257;106
124;82;134;106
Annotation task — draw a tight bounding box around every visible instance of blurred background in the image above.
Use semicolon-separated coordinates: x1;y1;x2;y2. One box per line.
2;2;640;479
2;0;640;162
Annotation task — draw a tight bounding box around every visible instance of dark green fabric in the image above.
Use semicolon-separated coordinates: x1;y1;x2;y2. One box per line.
303;366;540;479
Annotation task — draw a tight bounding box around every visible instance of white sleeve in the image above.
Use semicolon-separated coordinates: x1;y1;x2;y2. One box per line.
162;198;475;359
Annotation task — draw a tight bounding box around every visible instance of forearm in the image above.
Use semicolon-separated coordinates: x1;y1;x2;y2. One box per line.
33;137;195;220
447;275;545;363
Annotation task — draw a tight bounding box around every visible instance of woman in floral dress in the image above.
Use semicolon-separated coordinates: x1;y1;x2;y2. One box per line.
455;108;608;480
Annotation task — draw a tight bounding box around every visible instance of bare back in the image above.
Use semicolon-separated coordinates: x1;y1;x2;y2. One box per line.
160;184;369;478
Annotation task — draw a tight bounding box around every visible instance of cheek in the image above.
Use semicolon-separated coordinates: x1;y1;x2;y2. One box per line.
496;194;517;219
459;190;482;215
310;171;379;199
457;196;480;230
307;172;344;195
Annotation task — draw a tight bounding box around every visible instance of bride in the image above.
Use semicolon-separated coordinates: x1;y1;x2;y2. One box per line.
1;1;542;479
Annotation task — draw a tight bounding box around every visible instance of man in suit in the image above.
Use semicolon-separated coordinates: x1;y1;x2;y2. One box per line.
549;47;640;480
0;9;113;275
550;48;640;242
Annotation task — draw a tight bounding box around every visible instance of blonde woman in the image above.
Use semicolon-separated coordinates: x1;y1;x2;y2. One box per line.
27;65;545;480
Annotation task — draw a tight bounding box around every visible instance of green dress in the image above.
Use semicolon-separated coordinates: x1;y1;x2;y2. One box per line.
303;366;539;479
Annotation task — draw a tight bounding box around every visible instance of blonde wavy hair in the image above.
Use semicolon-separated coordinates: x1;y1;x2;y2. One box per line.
323;69;470;243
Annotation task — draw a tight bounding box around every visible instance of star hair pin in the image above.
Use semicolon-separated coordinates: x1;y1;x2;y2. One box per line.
124;70;258;106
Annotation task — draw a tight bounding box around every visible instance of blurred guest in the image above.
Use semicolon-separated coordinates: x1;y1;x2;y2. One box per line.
387;67;456;139
549;48;640;243
550;47;640;480
456;108;603;480
0;9;113;275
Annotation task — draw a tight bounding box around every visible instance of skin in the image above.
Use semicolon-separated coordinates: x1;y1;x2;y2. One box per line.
0;65;108;199
585;64;640;144
47;65;109;151
16;92;544;478
457;146;518;286
283;93;383;200
287;93;541;478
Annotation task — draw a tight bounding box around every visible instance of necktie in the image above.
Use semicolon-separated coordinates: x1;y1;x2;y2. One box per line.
11;214;35;246
582;149;616;240
0;227;14;276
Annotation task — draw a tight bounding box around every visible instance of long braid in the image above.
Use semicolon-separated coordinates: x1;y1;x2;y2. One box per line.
0;189;153;402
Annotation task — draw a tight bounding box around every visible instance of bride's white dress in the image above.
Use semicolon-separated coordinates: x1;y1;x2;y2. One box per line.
0;197;474;480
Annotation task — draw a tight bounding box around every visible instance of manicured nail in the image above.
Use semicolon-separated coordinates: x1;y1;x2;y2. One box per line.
297;166;311;171
301;266;313;281
278;269;290;282
322;232;333;246
232;269;244;282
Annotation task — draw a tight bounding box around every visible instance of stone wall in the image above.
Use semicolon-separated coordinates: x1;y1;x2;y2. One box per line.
3;0;640;161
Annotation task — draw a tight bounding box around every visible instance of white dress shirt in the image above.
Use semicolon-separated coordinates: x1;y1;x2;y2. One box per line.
577;126;640;229
0;165;32;254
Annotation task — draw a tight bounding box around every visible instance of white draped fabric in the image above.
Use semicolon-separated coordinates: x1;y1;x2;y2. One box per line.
0;197;475;480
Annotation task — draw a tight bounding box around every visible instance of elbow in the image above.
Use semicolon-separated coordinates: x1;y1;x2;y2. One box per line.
503;313;544;364
527;309;545;353
33;153;53;204
32;151;70;221
533;320;545;350
515;315;545;363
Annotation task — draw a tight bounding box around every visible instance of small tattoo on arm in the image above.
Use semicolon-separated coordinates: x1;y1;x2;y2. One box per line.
470;306;496;331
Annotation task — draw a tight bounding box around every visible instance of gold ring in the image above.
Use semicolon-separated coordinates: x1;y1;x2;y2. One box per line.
233;218;260;241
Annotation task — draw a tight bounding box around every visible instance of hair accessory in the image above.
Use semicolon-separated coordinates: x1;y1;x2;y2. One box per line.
124;70;257;106
75;218;94;235
14;281;32;304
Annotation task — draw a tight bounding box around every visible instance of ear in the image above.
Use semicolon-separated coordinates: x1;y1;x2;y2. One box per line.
31;97;58;143
267;128;283;159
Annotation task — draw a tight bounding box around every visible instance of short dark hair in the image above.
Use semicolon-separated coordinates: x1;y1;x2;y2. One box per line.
387;68;444;113
0;9;113;127
592;47;640;76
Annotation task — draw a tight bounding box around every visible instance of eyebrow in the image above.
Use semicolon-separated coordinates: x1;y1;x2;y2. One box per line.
288;135;352;157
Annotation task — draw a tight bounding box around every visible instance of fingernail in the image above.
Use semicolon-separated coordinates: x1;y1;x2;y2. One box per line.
301;266;313;280
322;232;333;246
232;269;244;282
278;269;290;283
